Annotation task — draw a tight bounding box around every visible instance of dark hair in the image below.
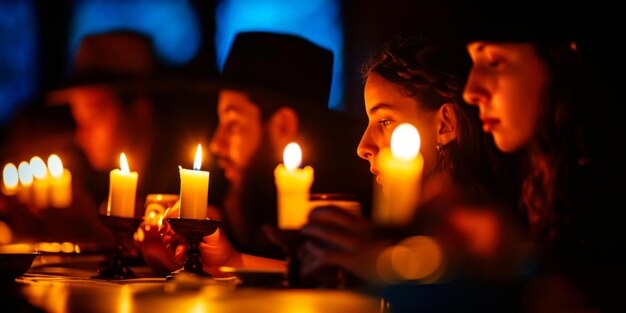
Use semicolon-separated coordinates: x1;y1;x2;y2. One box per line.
362;36;517;204
522;41;624;247
362;37;515;204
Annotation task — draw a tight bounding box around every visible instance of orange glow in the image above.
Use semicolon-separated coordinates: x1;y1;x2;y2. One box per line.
283;142;302;171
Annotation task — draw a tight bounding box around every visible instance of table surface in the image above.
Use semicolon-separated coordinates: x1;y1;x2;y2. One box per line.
7;253;383;313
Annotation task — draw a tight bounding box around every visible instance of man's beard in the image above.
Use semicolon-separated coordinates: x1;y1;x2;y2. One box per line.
221;132;284;259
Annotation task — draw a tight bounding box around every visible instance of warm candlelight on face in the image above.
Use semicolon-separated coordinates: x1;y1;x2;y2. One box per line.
179;144;210;219
30;156;49;209
2;163;19;196
107;153;138;217
274;142;314;229
373;123;424;226
47;154;73;208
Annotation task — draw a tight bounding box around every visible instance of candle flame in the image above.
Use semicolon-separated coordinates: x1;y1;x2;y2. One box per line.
390;123;420;160
283;142;302;171
193;144;202;170
2;163;19;189
29;156;48;179
120;153;130;174
47;154;64;178
18;161;33;186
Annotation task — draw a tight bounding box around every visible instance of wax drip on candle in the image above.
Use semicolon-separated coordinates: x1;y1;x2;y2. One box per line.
283;142;302;171
390;123;421;160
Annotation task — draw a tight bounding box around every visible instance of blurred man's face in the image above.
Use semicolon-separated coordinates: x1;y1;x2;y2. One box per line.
209;89;263;185
69;87;126;171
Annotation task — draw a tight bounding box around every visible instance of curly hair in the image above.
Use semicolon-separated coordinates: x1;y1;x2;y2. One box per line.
362;36;518;205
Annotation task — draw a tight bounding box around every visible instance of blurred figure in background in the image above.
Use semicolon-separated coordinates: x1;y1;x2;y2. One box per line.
37;30;215;272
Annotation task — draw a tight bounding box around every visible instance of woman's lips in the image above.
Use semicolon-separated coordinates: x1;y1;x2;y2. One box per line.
481;118;500;132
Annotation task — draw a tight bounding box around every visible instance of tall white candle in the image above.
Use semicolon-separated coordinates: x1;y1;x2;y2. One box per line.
274;142;314;229
179;144;210;219
107;153;138;218
47;154;72;208
30;156;49;209
373;123;424;226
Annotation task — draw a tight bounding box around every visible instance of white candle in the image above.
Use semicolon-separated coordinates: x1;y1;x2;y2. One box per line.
17;161;33;205
47;154;72;208
30;156;49;209
2;163;19;196
274;142;314;229
373;123;424;226
107;153;138;218
179;144;209;219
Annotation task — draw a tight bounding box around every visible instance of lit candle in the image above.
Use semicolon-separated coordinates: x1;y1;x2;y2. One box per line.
30;156;49;209
178;144;210;219
2;163;19;196
16;161;33;205
47;154;72;208
274;142;314;229
373;123;424;226
107;153;138;217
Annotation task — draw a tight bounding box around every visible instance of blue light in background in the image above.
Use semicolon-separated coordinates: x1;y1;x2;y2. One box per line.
0;0;37;125
215;0;344;110
70;0;201;66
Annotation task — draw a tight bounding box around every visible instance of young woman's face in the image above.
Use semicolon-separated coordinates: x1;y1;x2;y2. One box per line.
357;72;438;185
463;42;550;153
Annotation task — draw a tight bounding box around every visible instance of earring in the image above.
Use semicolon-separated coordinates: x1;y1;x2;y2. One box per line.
435;143;446;159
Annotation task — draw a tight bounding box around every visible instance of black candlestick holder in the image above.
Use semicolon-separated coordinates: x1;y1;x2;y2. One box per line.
266;227;306;288
165;218;222;280
93;215;142;280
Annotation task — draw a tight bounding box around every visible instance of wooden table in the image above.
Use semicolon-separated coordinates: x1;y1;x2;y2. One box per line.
10;254;382;313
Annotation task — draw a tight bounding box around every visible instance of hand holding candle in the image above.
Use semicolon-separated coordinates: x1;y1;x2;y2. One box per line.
274;142;314;229
373;123;424;226
47;154;72;208
107;153;138;218
178;144;210;219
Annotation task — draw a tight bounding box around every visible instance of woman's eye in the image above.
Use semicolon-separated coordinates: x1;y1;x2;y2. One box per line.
378;119;391;128
488;59;504;68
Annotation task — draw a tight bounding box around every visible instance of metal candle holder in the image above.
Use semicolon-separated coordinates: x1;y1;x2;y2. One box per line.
165;218;222;280
93;215;142;280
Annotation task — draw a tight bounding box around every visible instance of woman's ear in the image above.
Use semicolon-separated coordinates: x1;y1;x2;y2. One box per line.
267;106;299;150
436;103;458;146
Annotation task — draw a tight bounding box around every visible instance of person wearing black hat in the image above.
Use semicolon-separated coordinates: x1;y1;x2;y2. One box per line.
461;4;626;312
45;30;216;273
160;32;371;274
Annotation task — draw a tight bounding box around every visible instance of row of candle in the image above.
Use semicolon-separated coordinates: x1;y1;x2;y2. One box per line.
0;124;422;229
2;154;72;209
108;123;423;228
